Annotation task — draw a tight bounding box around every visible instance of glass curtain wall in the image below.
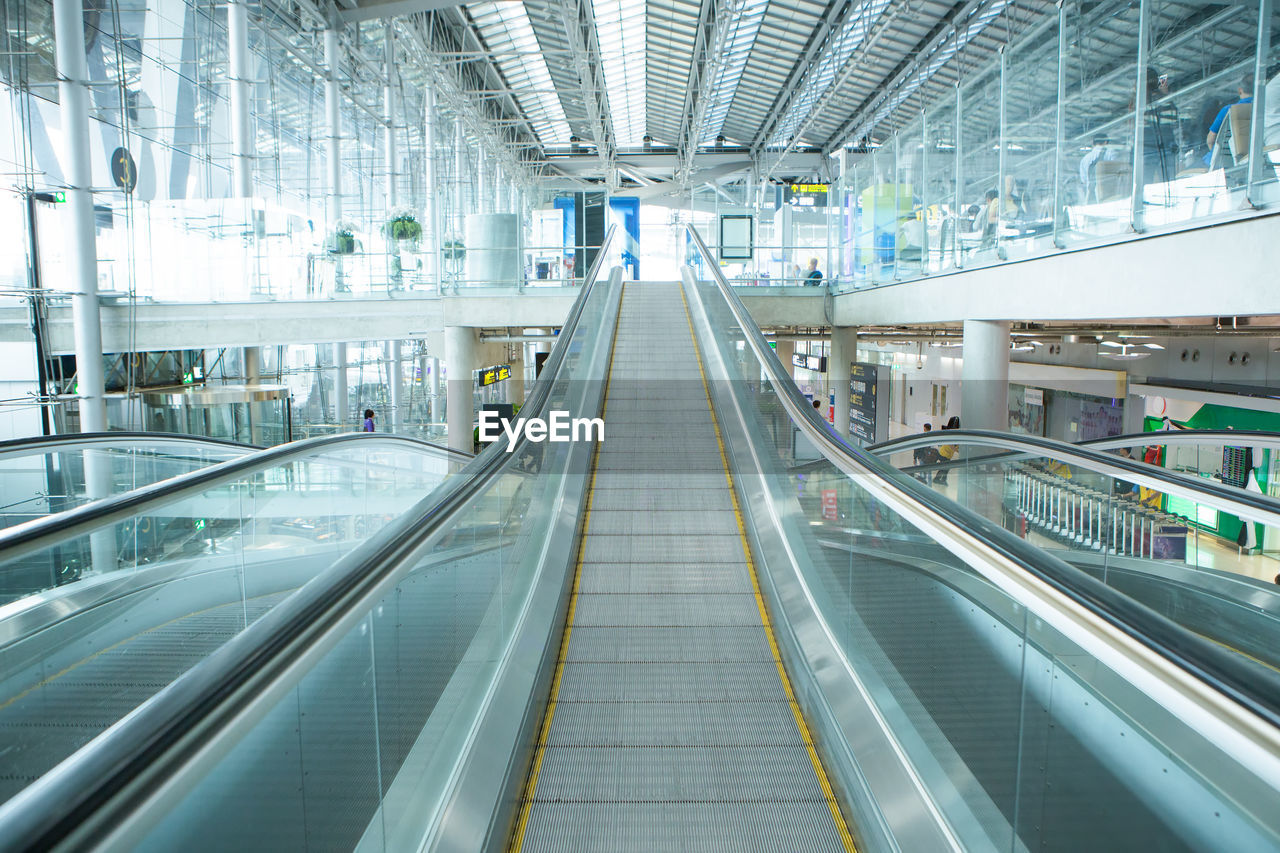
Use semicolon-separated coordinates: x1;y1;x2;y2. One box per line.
0;0;535;304
832;0;1280;292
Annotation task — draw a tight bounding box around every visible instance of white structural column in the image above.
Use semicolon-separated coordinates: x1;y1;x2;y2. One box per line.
960;319;1011;431
227;0;253;197
383;29;397;209
774;340;795;381
453;120;466;236
445;326;477;453
388;339;403;433
335;342;349;427
428;355;440;428
324;28;342;226
828;327;858;438
476;150;487;215
244;347;261;383
244;346;262;444
53;0;106;434
425;79;443;290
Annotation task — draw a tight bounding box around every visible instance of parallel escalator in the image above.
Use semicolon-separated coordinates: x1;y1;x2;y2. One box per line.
0;229;1279;852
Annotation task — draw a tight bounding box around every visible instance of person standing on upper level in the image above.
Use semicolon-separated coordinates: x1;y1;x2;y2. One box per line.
363;409;376;432
805;257;823;285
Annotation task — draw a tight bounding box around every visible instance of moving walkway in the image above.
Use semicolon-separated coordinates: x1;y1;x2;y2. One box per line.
1;229;1279;851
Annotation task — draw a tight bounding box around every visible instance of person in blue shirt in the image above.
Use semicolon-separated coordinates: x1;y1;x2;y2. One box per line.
363;409;375;432
805;257;823;284
1203;75;1254;166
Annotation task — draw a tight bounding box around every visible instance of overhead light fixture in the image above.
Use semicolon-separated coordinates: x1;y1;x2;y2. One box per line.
1099;351;1152;361
1100;340;1122;347
1143;343;1165;350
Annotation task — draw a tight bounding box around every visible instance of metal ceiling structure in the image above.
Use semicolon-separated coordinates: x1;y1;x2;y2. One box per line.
224;0;1263;194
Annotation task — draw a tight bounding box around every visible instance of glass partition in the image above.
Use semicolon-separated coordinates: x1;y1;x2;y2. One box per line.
829;0;1280;293
0;438;461;810
879;438;1280;668
687;267;1280;851
0;439;249;530
119;273;619;852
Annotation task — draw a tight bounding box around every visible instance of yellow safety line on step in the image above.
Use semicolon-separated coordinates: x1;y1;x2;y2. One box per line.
508;285;625;852
679;283;857;853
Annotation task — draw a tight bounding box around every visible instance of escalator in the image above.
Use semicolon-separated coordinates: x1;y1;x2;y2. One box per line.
0;433;469;807
866;429;1280;670
1;227;1280;851
510;282;853;851
0;433;253;531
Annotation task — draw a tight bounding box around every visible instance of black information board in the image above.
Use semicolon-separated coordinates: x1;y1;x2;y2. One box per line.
849;362;878;443
1221;446;1250;488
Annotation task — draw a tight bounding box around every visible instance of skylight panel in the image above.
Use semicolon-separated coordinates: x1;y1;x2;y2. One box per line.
593;0;647;147
469;1;573;145
699;0;769;144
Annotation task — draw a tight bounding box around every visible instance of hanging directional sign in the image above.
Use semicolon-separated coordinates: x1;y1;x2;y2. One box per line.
478;364;512;387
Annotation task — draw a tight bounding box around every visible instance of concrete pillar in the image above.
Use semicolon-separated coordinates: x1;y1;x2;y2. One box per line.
508;351;525;404
383;29;397;210
388;339;403;433
53;0;105;434
445;326;477;453
960;319;1011;432
829;327;858;438
477;150;488;215
428;355;440;427
244;346;261;384
335;342;348;427
324;28;342;226
465;213;520;284
228;0;253;197
774;340;795;382
244;346;263;444
1122;393;1146;435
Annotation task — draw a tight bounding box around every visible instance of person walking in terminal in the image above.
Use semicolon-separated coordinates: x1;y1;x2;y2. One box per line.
805;257;823;285
363;409;376;432
1203;74;1254;167
935;416;961;485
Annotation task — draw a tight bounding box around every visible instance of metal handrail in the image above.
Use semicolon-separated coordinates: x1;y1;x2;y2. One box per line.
684;223;1280;759
0;226;618;853
0;431;259;457
1082;429;1280;453
0;433;471;569
866;429;1280;529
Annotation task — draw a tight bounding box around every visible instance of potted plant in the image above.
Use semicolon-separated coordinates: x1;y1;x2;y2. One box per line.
329;220;358;255
384;206;422;243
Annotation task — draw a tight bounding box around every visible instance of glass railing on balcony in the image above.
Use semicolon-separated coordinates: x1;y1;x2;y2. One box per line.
687;0;1280;293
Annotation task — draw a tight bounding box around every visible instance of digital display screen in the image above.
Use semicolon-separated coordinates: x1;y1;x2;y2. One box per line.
791;353;827;372
478;364;512;387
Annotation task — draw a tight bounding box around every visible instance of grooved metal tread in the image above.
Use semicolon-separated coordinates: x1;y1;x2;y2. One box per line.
0;593;288;803
517;282;847;852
